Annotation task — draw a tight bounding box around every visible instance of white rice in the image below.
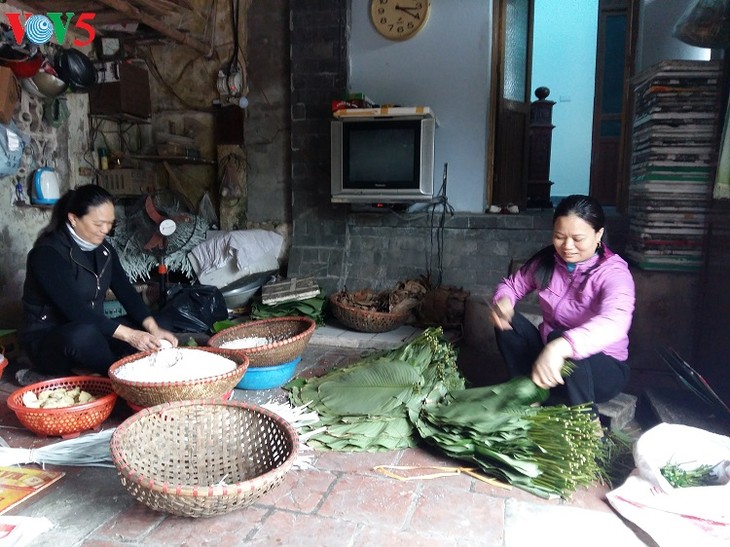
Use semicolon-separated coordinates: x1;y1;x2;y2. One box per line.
219;336;271;350
114;348;238;383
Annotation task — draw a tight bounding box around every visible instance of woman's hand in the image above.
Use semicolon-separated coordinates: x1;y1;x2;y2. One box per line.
142;317;179;348
532;337;572;388
114;324;172;352
489;298;514;331
114;318;179;352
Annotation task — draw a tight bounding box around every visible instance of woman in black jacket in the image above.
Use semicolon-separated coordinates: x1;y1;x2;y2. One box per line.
21;184;177;377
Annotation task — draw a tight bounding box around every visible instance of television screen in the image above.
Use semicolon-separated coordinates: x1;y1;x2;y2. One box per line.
331;115;435;203
345;122;417;189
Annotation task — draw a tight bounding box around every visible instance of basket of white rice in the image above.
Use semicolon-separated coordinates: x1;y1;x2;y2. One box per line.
207;316;316;367
108;347;248;408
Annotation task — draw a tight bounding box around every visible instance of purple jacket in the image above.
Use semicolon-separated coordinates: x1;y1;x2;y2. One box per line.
493;247;635;361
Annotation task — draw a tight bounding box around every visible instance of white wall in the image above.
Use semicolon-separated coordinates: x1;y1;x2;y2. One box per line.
532;0;598;199
349;0;492;213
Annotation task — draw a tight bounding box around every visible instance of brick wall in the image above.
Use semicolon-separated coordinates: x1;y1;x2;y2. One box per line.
288;2;349;291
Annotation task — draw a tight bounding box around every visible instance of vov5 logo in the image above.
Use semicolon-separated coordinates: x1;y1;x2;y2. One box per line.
5;12;96;47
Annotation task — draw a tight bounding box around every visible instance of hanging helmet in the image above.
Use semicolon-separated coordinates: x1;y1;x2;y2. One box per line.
0;50;43;79
31;70;69;98
20;76;44;98
54;48;96;92
0;26;41;78
19;58;68;99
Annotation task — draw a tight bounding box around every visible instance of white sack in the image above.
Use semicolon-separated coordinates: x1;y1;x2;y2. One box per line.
606;423;730;547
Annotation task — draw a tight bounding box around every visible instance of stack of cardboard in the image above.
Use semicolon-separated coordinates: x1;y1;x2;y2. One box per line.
626;60;722;272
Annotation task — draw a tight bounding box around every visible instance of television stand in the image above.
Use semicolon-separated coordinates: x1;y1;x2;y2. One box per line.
349;203;411;213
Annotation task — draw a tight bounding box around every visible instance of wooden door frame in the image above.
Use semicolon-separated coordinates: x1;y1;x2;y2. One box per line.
486;0;503;208
590;0;639;211
489;0;639;211
617;0;640;212
486;0;535;208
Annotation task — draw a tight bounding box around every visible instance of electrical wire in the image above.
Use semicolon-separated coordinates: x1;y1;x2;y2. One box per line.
203;0;219;59
427;164;454;287
227;0;240;77
141;48;217;112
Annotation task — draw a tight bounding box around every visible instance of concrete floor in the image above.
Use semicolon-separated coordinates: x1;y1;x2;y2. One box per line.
0;323;656;546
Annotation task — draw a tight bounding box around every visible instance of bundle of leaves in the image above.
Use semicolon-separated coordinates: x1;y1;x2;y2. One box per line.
251;295;327;325
287;331;607;499
285;327;464;451
412;380;604;499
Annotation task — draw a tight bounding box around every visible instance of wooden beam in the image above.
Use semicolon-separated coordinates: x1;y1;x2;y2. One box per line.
94;0;209;54
165;0;196;10
152;0;197;13
92;12;138;26
128;0;171;18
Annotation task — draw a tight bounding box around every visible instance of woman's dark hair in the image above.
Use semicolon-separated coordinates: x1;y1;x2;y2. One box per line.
36;184;114;242
522;194;606;288
553;194;605;233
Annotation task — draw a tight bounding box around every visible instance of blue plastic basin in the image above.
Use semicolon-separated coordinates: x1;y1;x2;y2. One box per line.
237;356;302;390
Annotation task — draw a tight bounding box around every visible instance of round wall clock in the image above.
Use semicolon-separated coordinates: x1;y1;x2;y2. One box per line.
369;0;431;41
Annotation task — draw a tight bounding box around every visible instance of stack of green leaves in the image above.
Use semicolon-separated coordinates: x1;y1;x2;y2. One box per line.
251;295;327;325
285;327;464;451
286;330;605;499
412;379;604;499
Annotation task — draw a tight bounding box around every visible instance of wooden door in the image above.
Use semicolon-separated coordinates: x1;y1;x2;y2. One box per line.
589;0;638;208
489;0;534;210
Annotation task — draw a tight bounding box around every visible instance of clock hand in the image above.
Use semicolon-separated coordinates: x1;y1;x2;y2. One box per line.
395;5;422;19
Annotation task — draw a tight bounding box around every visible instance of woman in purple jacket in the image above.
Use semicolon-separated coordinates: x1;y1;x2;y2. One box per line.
490;195;635;409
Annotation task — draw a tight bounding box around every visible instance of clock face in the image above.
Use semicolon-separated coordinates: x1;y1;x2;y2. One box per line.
370;0;431;41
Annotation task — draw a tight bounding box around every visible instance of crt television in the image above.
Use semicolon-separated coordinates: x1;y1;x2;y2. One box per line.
331;115;435;204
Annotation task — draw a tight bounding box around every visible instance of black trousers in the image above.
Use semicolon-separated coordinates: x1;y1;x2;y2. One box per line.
494;312;630;407
26;319;139;376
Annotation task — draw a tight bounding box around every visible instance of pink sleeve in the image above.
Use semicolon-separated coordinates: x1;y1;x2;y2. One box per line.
492;262;538;307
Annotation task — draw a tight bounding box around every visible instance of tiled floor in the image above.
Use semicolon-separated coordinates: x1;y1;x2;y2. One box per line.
0;324;656;546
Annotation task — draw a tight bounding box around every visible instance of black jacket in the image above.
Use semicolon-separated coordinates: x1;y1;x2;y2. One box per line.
21;229;150;344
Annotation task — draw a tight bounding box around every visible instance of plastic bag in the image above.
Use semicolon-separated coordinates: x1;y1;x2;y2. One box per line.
0;121;27;177
606;423;730;547
673;0;730;48
154;284;228;333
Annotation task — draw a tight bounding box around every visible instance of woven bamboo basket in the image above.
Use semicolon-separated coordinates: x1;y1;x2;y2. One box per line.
329;294;409;333
7;376;117;438
108;347;248;408
110;399;299;518
207;316;316;367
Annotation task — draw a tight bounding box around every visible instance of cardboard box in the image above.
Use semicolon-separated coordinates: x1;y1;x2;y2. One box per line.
0;67;19;124
89;63;151;119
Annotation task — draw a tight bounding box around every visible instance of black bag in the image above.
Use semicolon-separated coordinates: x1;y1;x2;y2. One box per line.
154;284;228;333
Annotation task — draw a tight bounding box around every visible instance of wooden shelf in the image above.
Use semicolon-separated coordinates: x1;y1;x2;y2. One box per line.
131;155;216;166
90;113;151;124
